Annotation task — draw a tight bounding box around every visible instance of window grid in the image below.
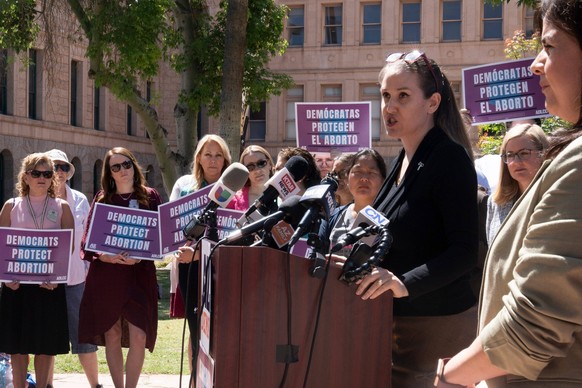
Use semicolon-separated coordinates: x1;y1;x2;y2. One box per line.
94;87;100;130
322;85;342;102
442;0;462;42
361;84;381;140
288;6;305;47
249;101;267;141
524;7;535;37
286;86;304;140
482;2;503;40
402;1;421;44
324;5;343;45
362;3;381;45
0;50;7;115
28;49;37;120
70;61;78;126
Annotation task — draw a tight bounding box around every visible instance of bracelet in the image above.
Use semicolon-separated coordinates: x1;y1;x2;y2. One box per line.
434;358;465;387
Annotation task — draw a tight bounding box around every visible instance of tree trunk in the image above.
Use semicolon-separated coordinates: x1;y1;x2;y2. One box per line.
218;0;248;161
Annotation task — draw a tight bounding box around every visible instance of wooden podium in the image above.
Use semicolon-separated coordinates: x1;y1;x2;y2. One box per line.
203;246;392;387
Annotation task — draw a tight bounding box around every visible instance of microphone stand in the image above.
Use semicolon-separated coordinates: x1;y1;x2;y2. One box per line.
306;219;327;279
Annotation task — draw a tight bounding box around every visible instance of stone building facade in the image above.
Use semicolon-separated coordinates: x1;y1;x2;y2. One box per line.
0;0;534;203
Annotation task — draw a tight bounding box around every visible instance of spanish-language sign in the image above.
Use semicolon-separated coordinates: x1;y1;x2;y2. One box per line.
215;208;244;242
462;58;550;125
158;185;213;255
0;227;73;284
85;203;161;260
295;102;372;153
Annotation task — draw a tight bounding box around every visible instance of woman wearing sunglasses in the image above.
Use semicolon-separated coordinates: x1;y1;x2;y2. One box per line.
169;134;232;374
44;149;101;388
79;147;163;388
0;153;74;388
486;123;548;246
352;51;478;386
228;145;275;211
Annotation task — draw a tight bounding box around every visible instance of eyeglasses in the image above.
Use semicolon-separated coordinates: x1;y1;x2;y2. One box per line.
110;160;133;173
245;159;269;172
385;50;441;92
501;148;541;164
54;163;71;173
27;170;54;179
331;170;348;180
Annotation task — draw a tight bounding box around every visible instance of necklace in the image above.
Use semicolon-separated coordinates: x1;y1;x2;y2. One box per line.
118;192;134;201
26;195;49;229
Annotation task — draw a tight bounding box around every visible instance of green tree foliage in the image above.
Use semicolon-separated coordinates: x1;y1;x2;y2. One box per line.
0;0;292;194
0;0;39;53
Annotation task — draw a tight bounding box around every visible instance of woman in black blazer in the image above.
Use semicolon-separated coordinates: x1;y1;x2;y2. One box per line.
354;51;478;387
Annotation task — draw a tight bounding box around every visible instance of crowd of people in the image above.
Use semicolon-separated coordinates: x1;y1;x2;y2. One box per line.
0;0;579;386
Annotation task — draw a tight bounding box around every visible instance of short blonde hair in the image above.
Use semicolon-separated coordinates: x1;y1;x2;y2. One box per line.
17;153;55;197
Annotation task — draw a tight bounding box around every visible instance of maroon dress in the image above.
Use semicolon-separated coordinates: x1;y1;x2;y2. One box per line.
79;188;162;352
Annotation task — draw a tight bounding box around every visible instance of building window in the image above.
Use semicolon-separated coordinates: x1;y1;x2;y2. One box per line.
286;86;304;140
70;61;79;126
322;85;342;102
402;1;421;43
94;86;101;130
524;6;535;37
483;2;503;40
93;160;102;198
0;50;7;115
361;84;381;140
442;0;462;42
324;5;343;45
288;7;304;47
362;3;381;45
28;49;38;120
249;102;266;141
126;105;133;135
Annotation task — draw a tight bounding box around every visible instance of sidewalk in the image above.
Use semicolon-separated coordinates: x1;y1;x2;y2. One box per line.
52;373;192;387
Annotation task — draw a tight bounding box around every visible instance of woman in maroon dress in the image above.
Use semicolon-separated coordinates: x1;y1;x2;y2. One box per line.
79;147;162;388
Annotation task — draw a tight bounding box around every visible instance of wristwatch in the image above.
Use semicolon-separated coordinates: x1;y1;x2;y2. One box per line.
434;358;466;387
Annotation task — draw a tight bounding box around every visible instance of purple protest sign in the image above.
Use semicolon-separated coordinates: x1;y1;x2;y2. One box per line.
295;102;372;153
0;227;73;284
85;203;161;260
215;208;244;242
462;58;550;125
158;185;213;255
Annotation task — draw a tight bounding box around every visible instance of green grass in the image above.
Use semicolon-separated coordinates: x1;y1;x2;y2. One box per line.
53;268;190;375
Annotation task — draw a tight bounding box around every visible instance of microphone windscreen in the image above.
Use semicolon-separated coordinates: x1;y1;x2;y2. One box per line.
278;195;305;225
285;156;309;181
221;162;250;191
320;174;339;192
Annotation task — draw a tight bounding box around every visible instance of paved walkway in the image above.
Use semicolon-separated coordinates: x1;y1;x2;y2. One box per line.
52;373;192;387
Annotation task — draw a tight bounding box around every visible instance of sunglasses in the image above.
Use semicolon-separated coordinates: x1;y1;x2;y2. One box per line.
245;159;269;172
385;50;441;92
27;170;54;179
110;160;133;173
54;163;71;173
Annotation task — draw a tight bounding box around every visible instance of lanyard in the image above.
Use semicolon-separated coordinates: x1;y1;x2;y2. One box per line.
26;195;49;229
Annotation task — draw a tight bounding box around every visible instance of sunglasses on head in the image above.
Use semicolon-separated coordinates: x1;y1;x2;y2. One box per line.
385;50;441;92
54;163;71;173
110;160;133;173
245;159;269;172
27;170;54;179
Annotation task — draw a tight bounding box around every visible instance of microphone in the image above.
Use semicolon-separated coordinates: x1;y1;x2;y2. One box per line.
242;156;308;218
330;206;390;253
287;177;338;248
182;162;249;240
218;195;304;245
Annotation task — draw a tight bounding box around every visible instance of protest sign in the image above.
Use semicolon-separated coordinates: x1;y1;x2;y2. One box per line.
0;227;72;283
462;58;550;125
295;102;372;153
85;203;161;260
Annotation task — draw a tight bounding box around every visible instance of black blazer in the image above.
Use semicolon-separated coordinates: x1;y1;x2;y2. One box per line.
373;127;478;316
